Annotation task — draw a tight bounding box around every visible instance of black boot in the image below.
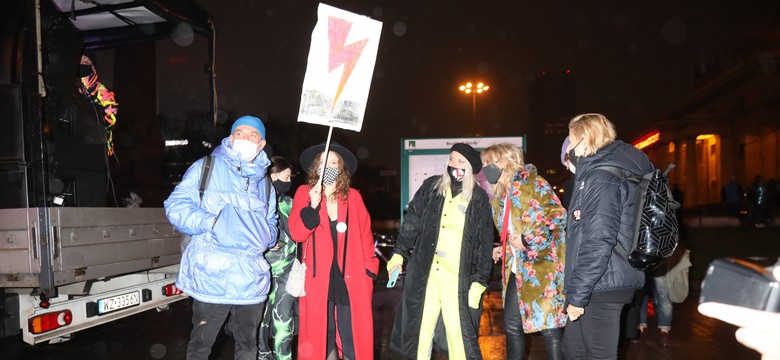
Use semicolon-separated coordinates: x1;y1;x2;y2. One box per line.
542;328;564;360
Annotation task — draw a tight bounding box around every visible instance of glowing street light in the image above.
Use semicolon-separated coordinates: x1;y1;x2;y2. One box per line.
458;82;489;135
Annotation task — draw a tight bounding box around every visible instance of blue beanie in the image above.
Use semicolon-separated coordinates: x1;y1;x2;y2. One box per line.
231;115;266;139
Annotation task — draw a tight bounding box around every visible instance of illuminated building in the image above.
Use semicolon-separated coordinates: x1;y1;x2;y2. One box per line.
633;25;780;208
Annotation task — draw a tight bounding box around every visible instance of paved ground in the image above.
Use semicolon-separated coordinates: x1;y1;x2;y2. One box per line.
376;277;761;360
0;278;763;359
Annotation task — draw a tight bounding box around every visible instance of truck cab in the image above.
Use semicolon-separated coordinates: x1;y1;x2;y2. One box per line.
0;0;215;344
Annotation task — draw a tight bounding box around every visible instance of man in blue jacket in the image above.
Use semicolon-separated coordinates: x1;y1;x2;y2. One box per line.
165;115;278;360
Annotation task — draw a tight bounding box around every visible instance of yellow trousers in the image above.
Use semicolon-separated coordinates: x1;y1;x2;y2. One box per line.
417;258;466;360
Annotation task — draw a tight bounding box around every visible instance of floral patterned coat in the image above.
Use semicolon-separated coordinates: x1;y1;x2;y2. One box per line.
492;165;568;333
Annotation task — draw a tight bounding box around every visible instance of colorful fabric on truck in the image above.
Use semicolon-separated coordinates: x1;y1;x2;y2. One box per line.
80;68;118;156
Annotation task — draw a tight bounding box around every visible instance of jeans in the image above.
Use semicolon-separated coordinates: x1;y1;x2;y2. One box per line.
186;299;265;360
505;273;563;360
561;302;624;360
639;274;673;331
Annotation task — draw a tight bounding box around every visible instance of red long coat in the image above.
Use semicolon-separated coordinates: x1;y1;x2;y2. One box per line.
288;185;379;359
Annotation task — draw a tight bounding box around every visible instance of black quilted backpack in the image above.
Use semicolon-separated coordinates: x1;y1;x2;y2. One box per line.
597;164;681;271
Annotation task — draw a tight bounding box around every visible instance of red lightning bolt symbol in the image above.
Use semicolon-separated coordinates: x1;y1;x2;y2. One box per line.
328;16;369;113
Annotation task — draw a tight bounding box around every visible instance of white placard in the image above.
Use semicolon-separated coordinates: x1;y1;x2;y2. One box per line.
297;4;383;132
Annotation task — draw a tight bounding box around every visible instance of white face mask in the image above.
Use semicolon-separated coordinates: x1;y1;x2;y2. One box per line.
233;139;259;162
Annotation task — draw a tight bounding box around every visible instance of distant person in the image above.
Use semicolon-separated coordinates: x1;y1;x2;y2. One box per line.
164;115;278;360
721;177;743;216
699;265;780;359
258;156;296;360
748;176;768;226
636;264;675;347
561;113;652;359
288;142;378;360
388;143;494;360
78;51;118;156
481;143;567;360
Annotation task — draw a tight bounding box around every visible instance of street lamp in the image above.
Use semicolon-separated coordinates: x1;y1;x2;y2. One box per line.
458;82;489;135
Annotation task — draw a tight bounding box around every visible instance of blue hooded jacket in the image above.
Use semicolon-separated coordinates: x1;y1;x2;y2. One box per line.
165;137;278;304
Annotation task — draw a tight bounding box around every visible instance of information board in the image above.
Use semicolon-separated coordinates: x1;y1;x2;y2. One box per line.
400;136;524;220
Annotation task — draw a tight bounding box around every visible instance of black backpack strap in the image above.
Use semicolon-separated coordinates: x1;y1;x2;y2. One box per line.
266;176;271;199
198;155;214;201
594;165;624;180
592;165;634;260
663;163;676;176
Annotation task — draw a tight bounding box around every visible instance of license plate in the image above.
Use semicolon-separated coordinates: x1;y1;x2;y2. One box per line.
97;291;140;315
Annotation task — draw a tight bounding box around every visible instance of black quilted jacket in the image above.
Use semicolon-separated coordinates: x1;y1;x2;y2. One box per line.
564;140;654;307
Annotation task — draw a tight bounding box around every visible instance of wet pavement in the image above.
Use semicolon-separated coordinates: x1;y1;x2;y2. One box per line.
377;278;761;360
1;276;761;359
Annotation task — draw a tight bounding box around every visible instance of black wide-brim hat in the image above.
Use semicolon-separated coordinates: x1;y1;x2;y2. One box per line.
300;142;358;175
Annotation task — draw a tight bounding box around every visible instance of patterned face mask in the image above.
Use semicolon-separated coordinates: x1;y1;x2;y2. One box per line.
317;166;340;185
448;166;466;182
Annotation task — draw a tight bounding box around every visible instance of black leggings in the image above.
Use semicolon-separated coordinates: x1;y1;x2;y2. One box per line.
326;299;355;360
504;272;563;360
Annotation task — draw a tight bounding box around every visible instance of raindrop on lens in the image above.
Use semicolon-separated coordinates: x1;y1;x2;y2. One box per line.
759;52;776;74
393;21;407;37
150;343;167;359
357;147;369;160
139;23;155;35
172;23;194;47
478;62;489;74
662;19;687;45
92;341;108;355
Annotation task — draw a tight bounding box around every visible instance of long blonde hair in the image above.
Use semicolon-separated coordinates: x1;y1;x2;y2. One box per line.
434;156;475;202
568;113;617;156
481;143;525;197
305;151;350;202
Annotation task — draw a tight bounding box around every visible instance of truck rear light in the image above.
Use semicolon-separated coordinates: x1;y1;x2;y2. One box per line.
29;310;73;334
162;284;182;296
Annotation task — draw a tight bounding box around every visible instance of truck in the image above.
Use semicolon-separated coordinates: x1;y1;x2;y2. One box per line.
0;0;216;344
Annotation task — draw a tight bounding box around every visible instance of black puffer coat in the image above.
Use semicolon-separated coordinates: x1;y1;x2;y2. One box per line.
390;176;494;360
564;140;654;307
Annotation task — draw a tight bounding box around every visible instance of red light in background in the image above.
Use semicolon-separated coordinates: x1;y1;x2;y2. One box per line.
633;130;661;150
565;69;572;75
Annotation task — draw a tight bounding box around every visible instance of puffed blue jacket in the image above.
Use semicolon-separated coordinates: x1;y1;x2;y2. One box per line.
165;137;278;304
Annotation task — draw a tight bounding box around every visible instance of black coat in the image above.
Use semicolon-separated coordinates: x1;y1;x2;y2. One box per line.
564;141;654;307
390;176;494;359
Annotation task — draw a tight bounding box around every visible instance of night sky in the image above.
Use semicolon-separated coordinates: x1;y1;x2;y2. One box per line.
157;0;779;170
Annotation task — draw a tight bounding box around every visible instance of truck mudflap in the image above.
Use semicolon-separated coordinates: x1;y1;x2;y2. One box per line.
20;274;186;345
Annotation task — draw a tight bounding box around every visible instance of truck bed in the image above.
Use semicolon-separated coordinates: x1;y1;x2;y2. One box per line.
0;207;180;289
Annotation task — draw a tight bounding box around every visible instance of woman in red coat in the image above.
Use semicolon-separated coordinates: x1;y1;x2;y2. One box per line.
288;142;379;360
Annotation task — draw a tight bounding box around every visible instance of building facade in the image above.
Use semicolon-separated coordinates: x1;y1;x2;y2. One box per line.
634;27;780;208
